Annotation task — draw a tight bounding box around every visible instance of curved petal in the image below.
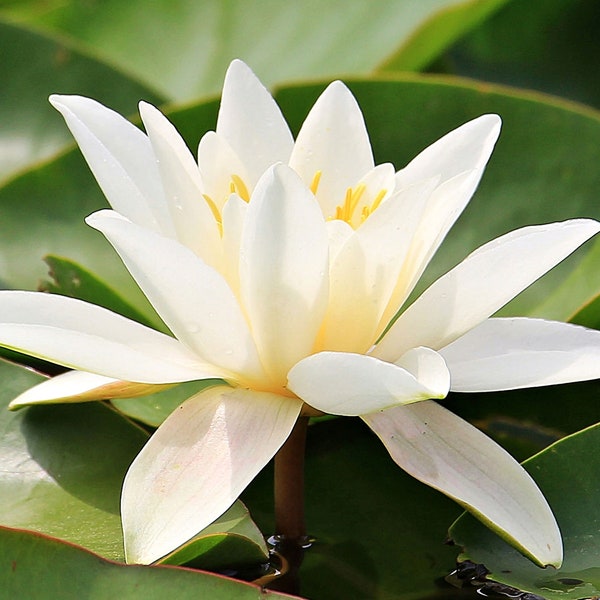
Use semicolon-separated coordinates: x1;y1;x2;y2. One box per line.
87;210;264;382
139;102;222;268
240;165;329;382
217;60;293;187
49;95;173;236
374;219;600;361
363;401;562;568
122;385;302;564
289;81;374;217
9;370;167;410
0;291;223;383
287;348;449;416
395;114;501;190
441;317;600;391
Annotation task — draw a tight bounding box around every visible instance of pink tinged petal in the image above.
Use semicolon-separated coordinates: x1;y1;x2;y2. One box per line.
289;81;375;216
363;401;562;568
374;219;600;362
121;385;302;564
138;102;222;268
217;60;293;187
441;317;600;392
197;131;250;211
321;179;434;352
0;291;222;383
87;211;264;381
240;165;329;381
287;348;449;417
49;95;174;237
9;371;167;410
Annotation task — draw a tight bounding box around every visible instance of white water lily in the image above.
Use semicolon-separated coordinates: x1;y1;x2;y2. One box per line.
2;60;600;568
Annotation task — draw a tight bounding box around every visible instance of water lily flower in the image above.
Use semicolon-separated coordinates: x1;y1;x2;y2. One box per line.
2;61;600;569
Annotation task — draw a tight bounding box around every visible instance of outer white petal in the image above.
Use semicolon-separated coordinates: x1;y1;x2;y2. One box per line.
374;219;600;361
49;95;174;236
240;165;329;381
0;291;223;383
321;179;433;352
441;317;600;391
139;102;222;268
9;371;166;409
87;210;264;382
287;348;449;416
122;385;302;564
395;114;501;190
289;81;375;216
380;115;502;326
217;60;293;187
363;401;562;568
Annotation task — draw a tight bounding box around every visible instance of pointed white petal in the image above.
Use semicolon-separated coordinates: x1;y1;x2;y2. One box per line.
441;317;600;391
87;211;264;381
49;94;173;236
139;102;222;268
287;348;449;416
9;370;166;409
0;291;223;383
374;219;600;361
363;401;562;568
289;81;375;216
122;385;302;564
380;115;502;326
321;179;433;352
395;114;501;189
221;193;248;296
240;165;329;381
217;60;293;187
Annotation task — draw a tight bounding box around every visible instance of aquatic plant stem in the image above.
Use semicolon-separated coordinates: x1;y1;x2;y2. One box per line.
274;415;309;539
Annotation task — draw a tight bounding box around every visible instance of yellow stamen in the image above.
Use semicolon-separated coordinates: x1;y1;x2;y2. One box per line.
202;194;223;227
230;174;250;202
310;170;322;195
361;189;387;221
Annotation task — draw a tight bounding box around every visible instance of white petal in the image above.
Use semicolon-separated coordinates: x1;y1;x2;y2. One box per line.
321;179;433;352
0;291;222;383
49;95;173;236
380;115;502;326
374;219;600;361
287;348;449;416
240;165;329;382
289;81;375;216
220;193;248;297
9;370;166;409
441;317;600;391
363;401;562;568
139;102;222;268
87;210;264;381
122;385;302;564
395;114;501;190
217;60;293;187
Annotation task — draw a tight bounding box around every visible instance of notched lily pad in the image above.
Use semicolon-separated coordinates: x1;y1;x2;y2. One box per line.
449;422;600;600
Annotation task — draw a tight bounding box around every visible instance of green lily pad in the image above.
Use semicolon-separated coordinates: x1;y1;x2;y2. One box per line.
442;0;600;109
449;422;600;600
1;0;501;101
0;18;163;182
0;526;297;600
0;359;269;569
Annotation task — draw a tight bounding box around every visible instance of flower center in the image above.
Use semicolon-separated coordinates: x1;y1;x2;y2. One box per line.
202;173;251;233
310;170;387;227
